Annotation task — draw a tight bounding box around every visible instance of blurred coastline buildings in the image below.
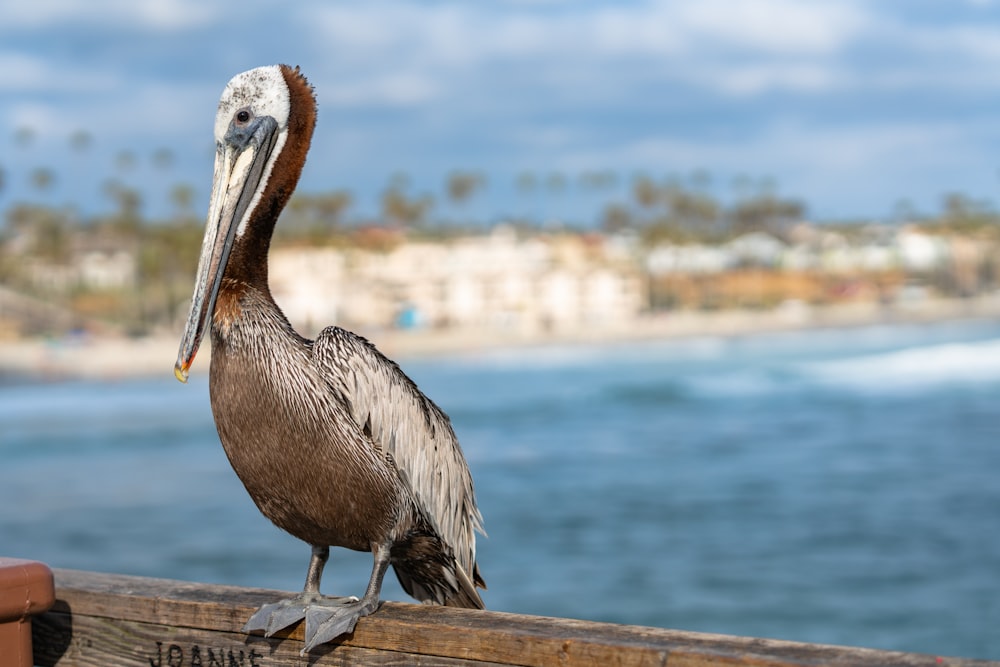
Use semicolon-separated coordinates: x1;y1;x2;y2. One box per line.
267;223;997;340
1;211;998;342
269;226;643;337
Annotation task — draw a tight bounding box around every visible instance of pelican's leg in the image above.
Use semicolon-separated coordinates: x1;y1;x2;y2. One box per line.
243;545;358;636
301;541;391;652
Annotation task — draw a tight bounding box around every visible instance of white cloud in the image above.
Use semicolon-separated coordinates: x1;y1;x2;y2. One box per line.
1;0;219;31
298;0;875;110
4;81;215;149
95;83;218;139
670;0;868;54
906;24;1000;62
6;103;64;138
321;73;440;108
690;62;848;96
0;52;118;93
0;53;62;91
561;119;977;175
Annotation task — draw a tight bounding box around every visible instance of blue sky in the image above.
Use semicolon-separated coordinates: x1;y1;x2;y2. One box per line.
3;0;1000;224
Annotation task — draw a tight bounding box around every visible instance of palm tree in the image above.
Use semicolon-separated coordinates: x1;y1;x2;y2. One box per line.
114;150;137;173
152;147;174;170
445;170;485;225
69;130;92;153
14;126;36;149
381;176;433;230
515;171;539;224
66;129;93;212
446;171;484;205
600;203;632;234
729;179;804;238
543;172;567;226
579;170;616;192
30;167;56;195
282;190;353;243
169;183;197;220
632;174;659;209
103;179;143;236
314;191;352;232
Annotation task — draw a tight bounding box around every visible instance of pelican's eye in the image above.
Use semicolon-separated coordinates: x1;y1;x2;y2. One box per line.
235;109;252;125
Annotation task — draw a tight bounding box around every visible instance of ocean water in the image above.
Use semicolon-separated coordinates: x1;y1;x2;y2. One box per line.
2;320;999;659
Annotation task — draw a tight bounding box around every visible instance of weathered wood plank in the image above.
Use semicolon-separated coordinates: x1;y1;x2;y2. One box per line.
33;611;510;667
32;569;999;667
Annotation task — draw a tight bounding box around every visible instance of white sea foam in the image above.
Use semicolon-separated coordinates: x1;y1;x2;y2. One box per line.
804;338;1000;393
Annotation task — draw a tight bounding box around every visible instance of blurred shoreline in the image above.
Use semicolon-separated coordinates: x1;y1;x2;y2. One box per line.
2;294;999;382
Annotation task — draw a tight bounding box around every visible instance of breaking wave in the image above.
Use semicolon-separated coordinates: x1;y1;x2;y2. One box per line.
803;337;1000;393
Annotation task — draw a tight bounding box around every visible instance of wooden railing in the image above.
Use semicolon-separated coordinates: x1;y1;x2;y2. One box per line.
22;568;997;666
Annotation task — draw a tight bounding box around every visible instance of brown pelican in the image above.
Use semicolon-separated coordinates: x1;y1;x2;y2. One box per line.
174;65;485;652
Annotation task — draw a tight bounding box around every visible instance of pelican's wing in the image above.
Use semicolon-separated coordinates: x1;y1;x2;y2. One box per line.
312;326;484;577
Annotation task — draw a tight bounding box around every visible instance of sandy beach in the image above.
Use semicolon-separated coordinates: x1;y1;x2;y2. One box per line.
2;295;999;381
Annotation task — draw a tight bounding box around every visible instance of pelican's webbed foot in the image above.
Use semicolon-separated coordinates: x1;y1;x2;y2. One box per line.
303;595;381;652
242;593;359;637
246;542;392;653
299;541;392;653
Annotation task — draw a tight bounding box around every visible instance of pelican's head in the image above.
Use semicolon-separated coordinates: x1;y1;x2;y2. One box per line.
174;65;315;382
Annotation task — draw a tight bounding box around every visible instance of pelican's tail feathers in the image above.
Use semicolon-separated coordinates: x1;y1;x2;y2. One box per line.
390;530;485;610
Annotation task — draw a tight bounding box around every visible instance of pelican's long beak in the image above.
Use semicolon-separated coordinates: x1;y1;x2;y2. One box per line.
174;116;280;383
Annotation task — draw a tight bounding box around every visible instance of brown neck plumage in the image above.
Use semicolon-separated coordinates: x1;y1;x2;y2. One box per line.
224;65;317;292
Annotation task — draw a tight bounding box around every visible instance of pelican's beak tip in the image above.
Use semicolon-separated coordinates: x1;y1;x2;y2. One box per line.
174;363;190;384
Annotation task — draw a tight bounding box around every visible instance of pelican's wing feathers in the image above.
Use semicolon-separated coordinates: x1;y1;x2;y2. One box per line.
311;326;484;578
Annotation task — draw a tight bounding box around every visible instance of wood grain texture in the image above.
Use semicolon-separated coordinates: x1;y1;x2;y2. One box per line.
33;612;510;667
31;569;999;667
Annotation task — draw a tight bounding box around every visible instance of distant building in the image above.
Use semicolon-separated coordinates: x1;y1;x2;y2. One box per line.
269;226;644;335
269;248;343;333
725;232;786;268
896;227;947;272
78;249;135;289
